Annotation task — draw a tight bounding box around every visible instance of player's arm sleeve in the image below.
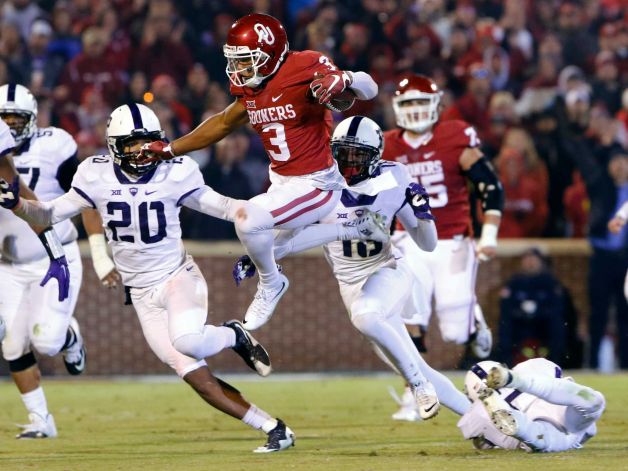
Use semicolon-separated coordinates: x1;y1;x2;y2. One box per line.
347;71;378;100
310;51;377;100
14;189;91;226
464;157;504;216
181;185;240;222
178;161;242;221
396;204;437;252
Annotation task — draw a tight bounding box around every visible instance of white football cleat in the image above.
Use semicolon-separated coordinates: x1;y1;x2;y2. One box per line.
349;209;390;243
253;419;295;453
389;386;422;422
243;274;289;331
470;305;492;359
16;412;57;439
486;364;513;390
412;380;440;420
478;387;518;436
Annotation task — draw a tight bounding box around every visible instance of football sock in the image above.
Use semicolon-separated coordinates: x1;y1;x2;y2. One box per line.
511;373;604;411
172;326;235;360
388;317;471;415
21;387;49;418
62;324;77;351
234;202;280;287
352;312;427;386
242;405;275;431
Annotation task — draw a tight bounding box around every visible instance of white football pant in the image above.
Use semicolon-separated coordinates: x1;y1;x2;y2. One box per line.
0;241;82;360
131;256;217;377
393;232;478;344
234;171;341;287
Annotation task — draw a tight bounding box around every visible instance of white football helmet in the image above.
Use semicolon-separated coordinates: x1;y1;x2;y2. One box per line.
331;115;383;185
106;103;165;176
463;360;503;402
392;74;442;133
0;83;38;146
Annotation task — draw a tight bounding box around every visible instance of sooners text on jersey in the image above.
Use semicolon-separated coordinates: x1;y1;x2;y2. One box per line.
383;120;479;239
230;50;338;177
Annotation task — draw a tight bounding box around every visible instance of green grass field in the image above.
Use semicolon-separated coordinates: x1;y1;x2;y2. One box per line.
0;373;626;470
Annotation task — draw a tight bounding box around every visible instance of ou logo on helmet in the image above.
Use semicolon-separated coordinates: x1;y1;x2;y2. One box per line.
254;23;275;45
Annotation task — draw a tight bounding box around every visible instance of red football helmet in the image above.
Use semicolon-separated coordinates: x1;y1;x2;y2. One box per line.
392;74;442;133
223;13;289;88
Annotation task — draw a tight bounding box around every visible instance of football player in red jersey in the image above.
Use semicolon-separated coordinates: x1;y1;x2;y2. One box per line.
140;13;378;331
383;74;504;421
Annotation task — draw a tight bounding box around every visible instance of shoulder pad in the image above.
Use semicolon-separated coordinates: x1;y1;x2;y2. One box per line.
162;156;199;183
77;155;110;183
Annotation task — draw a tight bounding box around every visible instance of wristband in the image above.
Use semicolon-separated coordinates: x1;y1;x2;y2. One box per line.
38;227;65;260
164;144;176;157
89;233;116;280
479;223;498;248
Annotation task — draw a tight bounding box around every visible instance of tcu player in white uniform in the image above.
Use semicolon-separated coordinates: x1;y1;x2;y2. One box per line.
236;116;473;420
0;84;117;439
0;103;382;453
459;359;605;452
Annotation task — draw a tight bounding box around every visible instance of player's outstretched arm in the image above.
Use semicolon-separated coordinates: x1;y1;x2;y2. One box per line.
141;99;250;160
1;177;88;227
82;208;120;289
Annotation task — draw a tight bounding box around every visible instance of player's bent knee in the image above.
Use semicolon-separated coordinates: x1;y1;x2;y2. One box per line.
31;338;64;357
440;327;470;345
172;333;202;359
351;298;385;319
234;202;274;234
177;359;206;378
351;312;382;337
8;351;37;372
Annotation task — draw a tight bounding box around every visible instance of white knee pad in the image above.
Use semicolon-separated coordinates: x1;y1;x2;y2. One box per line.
351;297;385;321
32;337;65;357
2;336;29;361
169;308;207;344
437;304;474;344
439;321;471;344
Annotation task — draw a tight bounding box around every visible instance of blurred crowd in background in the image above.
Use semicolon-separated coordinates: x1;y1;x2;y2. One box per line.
1;0;626;240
